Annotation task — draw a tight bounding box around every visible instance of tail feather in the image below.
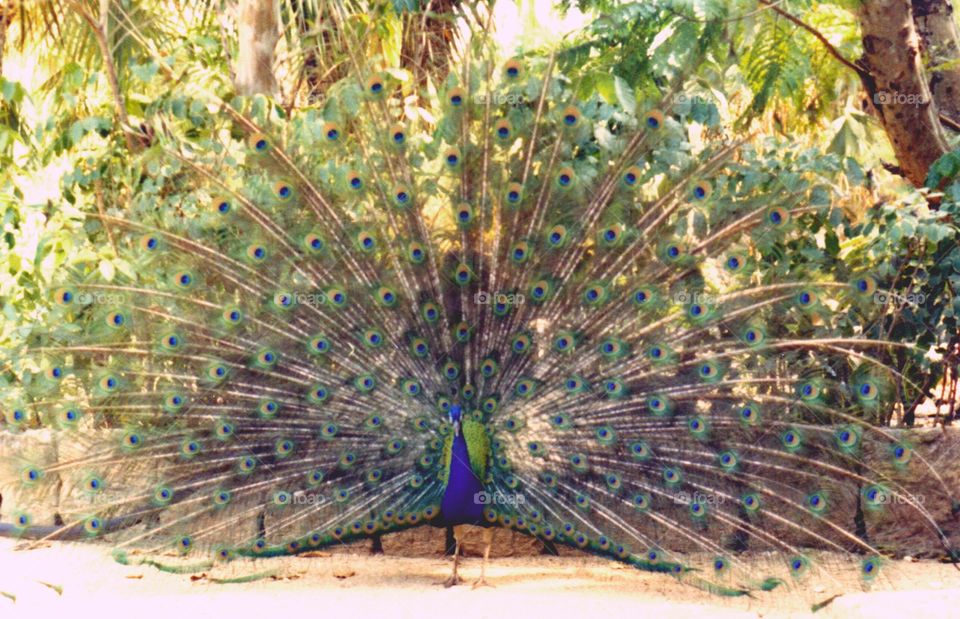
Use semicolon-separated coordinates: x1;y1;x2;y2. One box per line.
1;7;957;595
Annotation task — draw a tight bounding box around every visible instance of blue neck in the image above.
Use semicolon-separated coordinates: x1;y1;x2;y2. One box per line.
439;432;485;525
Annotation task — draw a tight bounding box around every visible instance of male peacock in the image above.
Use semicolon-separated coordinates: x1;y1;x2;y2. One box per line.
1;2;958;597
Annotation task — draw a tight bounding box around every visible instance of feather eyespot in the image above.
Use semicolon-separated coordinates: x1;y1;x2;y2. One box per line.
401;380;421;397
442;361;460;380
494;118;512;140
172;271;195;290
454;263;472;284
308;384;330;405
504;59;522;79
303;232;325;254
505;182;523;205
323;121;340;141
389;123;405;145
644;109;664;129
53;288;76;305
421;302;440;323
553;330;574;352
275;439;294;457
767;206;790;227
480;358;499;377
691;180;712;201
273;181;293;201
781;428;803;451
248;133;269;152
454;203;474;226
393;185;412;208
140;234;161;251
852;275;878;296
561;105;581;127
83;516;103;536
447;87;466;106
367;75;386;96
443;146;461;168
238;456;257;474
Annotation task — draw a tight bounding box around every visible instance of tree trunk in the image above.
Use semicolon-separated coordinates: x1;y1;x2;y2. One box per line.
97;0;136;152
69;1;138;152
0;1;12;78
912;0;960;125
235;0;280;96
860;0;950;186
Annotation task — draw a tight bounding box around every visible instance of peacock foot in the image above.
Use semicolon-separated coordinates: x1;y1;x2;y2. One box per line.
471;577;494;589
441;574;463;588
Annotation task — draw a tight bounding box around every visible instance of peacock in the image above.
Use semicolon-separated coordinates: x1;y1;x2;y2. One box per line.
1;1;958;597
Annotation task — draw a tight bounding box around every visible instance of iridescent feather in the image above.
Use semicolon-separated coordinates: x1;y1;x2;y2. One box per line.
1;2;957;598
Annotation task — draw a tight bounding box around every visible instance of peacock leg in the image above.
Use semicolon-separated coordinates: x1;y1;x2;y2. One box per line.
471;527;495;589
442;524;465;587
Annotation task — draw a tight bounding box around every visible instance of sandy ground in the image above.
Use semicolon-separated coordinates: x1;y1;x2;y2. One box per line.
1;538;958;619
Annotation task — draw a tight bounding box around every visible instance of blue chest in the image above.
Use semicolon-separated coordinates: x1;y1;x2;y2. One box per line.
439;433;485;525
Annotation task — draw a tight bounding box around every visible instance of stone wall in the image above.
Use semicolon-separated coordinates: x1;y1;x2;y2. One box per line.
3;427;958;559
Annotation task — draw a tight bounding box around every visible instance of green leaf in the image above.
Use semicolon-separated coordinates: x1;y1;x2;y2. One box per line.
171;98;187;119
1;78;25;104
130;61;159;83
596;74;616;106
69;121;86;145
827;117;862;159
825;230;840;257
613;76;636;114
925;148;960;188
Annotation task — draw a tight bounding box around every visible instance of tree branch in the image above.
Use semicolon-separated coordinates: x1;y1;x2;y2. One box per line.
759;0;960;133
70;0;138;153
759;0;866;77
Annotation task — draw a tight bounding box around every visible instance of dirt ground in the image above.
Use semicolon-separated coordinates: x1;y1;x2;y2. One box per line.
2;531;959;619
3;430;959;617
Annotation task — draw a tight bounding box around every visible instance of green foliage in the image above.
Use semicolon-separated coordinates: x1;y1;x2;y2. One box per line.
0;0;957;426
840;169;959;421
558;0;864;136
925;147;960;190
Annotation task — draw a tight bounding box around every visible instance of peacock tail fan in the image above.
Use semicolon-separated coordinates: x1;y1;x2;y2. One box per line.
1;2;957;596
